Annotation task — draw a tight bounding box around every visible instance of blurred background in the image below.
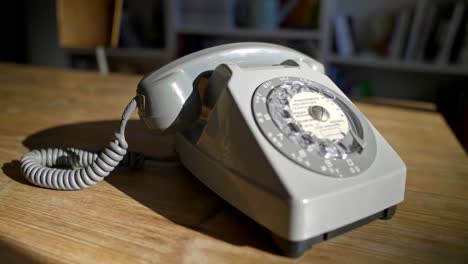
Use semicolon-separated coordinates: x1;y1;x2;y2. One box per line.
0;0;467;150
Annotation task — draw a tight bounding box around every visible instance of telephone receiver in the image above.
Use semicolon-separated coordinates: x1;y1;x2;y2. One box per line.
20;43;406;257
136;42;324;132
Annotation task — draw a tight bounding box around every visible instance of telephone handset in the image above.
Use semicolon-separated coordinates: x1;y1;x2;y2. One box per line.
20;43;406;257
136;42;324;132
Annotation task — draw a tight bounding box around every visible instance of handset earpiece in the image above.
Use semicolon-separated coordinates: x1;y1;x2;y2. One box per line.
136;42;324;132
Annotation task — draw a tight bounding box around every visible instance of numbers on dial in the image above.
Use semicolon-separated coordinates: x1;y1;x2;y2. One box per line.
252;76;375;178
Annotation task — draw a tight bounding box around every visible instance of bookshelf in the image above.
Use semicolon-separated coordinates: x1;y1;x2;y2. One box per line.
68;48;168;60
326;55;468;76
61;0;467;148
177;27;321;41
324;0;468;70
65;0;467;100
67;0;323;70
322;0;468;101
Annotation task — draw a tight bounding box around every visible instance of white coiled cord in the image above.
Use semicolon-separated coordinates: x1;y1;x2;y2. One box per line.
20;97;139;190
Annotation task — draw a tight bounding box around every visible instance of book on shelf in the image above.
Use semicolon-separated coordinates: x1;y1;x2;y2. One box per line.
451;10;468;64
423;1;468;64
404;0;430;60
369;12;397;57
437;2;466;64
282;0;320;29
389;9;412;60
333;15;356;56
423;3;452;61
416;3;437;61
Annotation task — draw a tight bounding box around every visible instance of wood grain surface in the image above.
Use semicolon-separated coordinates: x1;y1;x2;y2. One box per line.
0;63;466;263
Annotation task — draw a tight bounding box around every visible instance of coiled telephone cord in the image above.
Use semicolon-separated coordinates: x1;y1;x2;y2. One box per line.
20;97;141;190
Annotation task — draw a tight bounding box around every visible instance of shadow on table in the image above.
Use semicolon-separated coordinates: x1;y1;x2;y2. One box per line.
2;120;278;255
0;239;41;264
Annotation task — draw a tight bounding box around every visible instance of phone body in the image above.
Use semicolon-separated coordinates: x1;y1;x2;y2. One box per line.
136;43;406;257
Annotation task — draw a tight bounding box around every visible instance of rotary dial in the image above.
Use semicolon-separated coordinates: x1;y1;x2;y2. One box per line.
252;76;376;178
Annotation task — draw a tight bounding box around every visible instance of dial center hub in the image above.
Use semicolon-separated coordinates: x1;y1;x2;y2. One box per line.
309;105;330;122
289;91;349;141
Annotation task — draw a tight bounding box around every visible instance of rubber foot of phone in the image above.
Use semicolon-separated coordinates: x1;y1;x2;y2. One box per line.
380;205;397;220
271;205;398;258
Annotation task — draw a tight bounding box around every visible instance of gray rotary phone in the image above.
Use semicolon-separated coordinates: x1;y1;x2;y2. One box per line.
20;43;406;257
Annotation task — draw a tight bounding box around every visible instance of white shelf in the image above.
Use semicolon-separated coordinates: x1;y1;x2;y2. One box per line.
67;48;169;60
177;26;321;40
326;55;468;76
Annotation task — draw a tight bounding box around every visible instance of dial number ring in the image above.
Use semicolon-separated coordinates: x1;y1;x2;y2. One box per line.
252;77;377;178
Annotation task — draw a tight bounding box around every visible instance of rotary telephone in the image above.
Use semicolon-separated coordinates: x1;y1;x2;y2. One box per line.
20;43;406;257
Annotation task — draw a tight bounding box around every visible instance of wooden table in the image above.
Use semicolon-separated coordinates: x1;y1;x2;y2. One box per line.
0;64;466;263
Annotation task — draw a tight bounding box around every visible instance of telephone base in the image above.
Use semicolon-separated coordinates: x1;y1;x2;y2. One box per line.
272;205;398;258
176;128;400;257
